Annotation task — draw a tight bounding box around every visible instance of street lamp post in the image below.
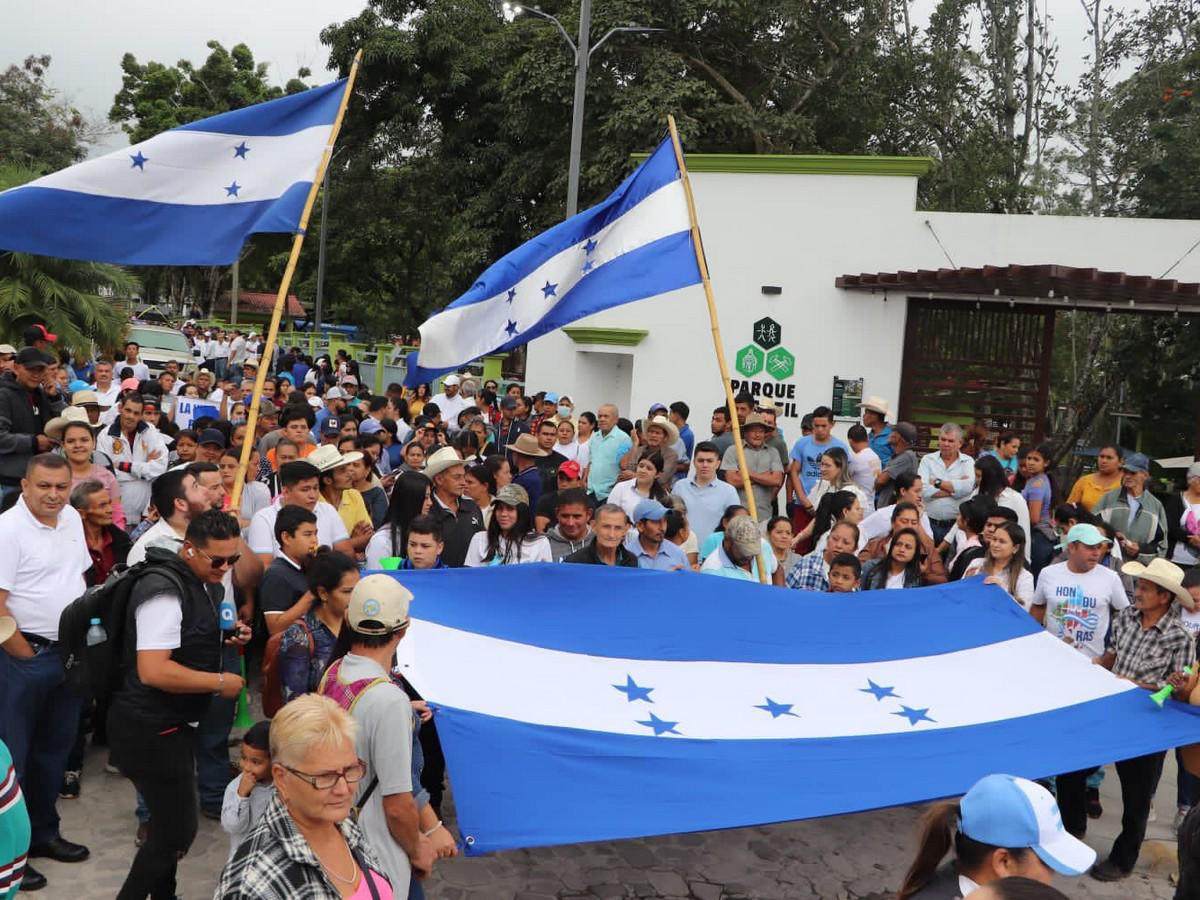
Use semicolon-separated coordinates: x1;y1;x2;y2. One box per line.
502;2;664;218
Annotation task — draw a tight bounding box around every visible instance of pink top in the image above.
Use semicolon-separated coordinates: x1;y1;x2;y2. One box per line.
72;465;126;530
347;867;393;900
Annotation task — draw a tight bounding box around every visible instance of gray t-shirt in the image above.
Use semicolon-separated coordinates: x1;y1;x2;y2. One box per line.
338;653;414;896
876;448;917;507
721;443;784;522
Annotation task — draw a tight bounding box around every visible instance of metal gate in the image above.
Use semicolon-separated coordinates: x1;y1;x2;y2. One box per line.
898;298;1055;445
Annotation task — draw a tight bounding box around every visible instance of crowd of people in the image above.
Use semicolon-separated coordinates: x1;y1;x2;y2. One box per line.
0;320;1198;897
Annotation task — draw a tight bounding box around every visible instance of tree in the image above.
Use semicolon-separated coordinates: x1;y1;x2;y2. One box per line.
108;41;314;316
0;55;96;173
0;166;137;353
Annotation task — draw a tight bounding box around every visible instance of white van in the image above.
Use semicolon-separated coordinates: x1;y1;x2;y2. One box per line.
125;325;197;379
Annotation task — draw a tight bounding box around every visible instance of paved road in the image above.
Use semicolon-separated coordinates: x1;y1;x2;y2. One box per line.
44;735;1185;900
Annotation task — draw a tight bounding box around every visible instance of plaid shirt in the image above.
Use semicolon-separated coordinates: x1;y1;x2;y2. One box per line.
1110;605;1196;689
786;554;829;592
214;793;389;899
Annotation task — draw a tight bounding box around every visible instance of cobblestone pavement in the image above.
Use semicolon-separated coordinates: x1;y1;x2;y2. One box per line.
44;739;1185;900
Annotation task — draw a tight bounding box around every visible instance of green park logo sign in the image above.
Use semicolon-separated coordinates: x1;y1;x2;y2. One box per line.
729;316;800;416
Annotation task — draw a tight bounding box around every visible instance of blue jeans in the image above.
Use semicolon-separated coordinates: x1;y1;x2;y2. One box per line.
0;645;82;844
195;644;238;811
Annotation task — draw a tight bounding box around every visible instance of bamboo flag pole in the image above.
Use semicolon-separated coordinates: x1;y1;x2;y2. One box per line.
229;50;363;510
667;115;769;585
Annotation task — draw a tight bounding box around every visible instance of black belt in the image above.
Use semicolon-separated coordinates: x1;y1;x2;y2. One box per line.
21;632;56;649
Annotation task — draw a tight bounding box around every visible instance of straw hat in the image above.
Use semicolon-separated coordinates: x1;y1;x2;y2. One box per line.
860;396;891;418
509;433;549;458
1121;559;1195;610
644;415;680;446
308;445;364;472
424;446;467;479
44;406;93;443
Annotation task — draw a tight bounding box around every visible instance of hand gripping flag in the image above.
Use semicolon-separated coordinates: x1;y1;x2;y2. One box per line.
388;566;1200;854
403;136;702;386
0;80;347;266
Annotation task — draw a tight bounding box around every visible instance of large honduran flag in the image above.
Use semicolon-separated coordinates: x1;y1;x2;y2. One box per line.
389;566;1200;855
0;79;346;266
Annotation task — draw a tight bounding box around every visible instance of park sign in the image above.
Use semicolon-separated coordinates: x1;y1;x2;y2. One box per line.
729;316;800;417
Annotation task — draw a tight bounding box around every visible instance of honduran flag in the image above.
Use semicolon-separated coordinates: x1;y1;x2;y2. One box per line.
0;79;347;266
389;565;1200;855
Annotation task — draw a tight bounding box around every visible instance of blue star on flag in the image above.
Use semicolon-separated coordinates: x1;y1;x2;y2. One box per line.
129;152;148;171
636;712;680;736
613;675;654;703
583;237;598;255
506;288;516;304
504;320;519;338
892;706;935;726
581;260;594;275
225;181;242;197
860;679;900;701
541;281;558;299
754;697;799;719
233;141;250;159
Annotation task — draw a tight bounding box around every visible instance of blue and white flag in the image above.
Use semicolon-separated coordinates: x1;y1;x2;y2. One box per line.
403;137;702;386
0;80;347;266
389;566;1200;854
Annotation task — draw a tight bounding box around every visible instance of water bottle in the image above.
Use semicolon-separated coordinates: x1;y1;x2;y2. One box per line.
218;594;237;632
86;617;107;647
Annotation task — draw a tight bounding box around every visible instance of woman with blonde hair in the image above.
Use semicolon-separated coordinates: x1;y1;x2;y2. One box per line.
216;694;393;898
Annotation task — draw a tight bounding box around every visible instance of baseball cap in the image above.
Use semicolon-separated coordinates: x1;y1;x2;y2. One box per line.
1065;523;1106;546
544;391;560;403
15;347;53;367
347;575;412;635
632;499;668;522
257;399;278;418
959;774;1095;876
24;323;57;343
359;418;383;435
341;375;359;386
325;386;347;401
495;483;530;508
1120;452;1151;474
500;395;518;410
1188;462;1200;480
725;515;762;556
443;374;461;386
120;377;141;391
67;379;90;394
321;416;343;436
198;428;226;448
558;460;582;479
0;344;16;355
894;422;918;445
648;402;667;414
307;396;323;409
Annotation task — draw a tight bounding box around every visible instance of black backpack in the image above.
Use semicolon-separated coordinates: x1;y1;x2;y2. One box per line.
59;559;187;703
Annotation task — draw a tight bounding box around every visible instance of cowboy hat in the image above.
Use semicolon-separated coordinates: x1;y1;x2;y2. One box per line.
308;444;364;472
644;415;680;446
424;446;467;479
44;406;93;443
859;395;891;418
509;433;549;458
1121;558;1195;610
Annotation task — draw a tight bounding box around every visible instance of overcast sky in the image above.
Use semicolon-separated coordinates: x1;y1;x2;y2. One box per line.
4;0;1142;157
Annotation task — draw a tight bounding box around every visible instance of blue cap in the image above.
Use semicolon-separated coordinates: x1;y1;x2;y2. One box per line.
1121;452;1151;474
198;428;226;448
632;499;668;522
544;391;560;403
68;379;90;393
322;416;343;435
960;774;1094;875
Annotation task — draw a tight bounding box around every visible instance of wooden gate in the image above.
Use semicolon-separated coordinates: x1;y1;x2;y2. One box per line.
898;298;1055;445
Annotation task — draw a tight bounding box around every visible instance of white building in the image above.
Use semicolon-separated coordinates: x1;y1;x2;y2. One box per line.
525;154;1200;444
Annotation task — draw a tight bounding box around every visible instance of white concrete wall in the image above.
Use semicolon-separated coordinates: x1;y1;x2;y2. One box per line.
524;164;1200;441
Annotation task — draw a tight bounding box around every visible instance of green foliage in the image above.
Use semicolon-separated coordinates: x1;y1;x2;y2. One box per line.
0;55;89;173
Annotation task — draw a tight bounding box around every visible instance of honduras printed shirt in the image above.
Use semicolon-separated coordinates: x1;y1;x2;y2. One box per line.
1035;563;1130;659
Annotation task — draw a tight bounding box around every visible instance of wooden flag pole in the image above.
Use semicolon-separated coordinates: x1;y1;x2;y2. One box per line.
229;50;363;510
666;115;769;585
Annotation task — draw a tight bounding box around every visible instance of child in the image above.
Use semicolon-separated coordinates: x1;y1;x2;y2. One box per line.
220;721;274;858
828;553;861;592
260;505;320;636
171;429;198;466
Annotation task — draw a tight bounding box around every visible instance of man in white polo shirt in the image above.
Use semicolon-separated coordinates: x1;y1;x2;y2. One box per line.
247;460;353;566
0;453;92;892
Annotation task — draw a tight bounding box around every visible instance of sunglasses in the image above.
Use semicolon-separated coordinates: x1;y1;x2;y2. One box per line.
194;546;242;569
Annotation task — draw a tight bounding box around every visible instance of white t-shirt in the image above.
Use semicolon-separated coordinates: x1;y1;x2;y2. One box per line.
848;447;881;512
964;559;1036;610
859;504;933;545
135;593;183;650
365;528;405;569
607;479;655;523
0;499;91;641
92;382;122;407
1179;607;1200;643
1032;561;1130;659
885;570;906;589
247;500;349;558
464;531;552;566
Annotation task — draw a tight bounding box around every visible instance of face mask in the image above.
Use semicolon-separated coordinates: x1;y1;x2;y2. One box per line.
557;405;572;419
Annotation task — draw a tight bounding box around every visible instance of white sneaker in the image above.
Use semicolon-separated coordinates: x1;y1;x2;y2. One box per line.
1176;806;1191;833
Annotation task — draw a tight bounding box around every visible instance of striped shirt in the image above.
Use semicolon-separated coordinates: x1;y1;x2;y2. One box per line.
0;741;29;899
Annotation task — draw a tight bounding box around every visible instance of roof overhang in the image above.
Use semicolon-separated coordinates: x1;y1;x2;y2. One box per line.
836;264;1200;314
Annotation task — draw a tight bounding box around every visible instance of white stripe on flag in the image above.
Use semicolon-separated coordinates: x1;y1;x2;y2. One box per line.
18;126;330;205
398;622;1135;740
415;178;691;368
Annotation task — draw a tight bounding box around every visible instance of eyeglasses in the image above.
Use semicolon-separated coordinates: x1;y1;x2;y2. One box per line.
283;760;367;790
194;546;242;569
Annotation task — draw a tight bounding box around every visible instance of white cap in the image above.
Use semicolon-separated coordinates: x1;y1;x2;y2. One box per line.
443;374;461;386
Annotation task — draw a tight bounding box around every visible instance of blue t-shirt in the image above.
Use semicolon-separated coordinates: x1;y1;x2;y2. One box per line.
1022;474;1053;524
788;436;851;494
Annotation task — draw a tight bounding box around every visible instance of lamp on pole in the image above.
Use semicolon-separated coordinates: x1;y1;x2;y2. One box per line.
502;2;664;218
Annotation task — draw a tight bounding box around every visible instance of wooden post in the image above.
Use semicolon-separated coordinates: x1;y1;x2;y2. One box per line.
667;115;769;584
229;50;363;510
